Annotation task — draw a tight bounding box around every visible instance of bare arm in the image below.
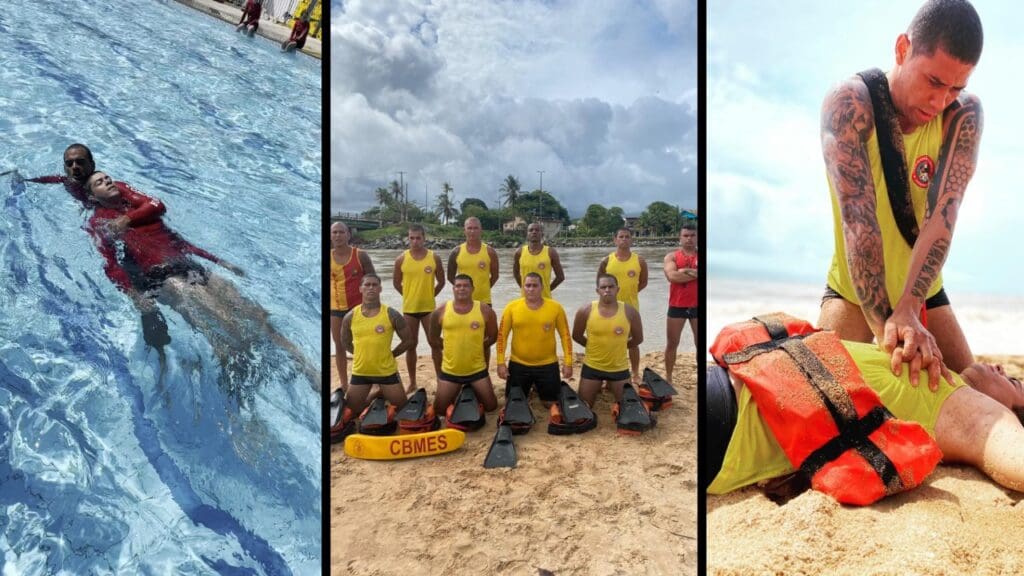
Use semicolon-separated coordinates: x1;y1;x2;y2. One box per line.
821;78;891;336
393;254;405;295
549;247;565;291
341;313;354;354
433;254;445;296
389;308;414;357
488;245;499;287
512;247;523;288
625;304;644;349
446;248;459;284
596;257;608;284
483;304;498;349
637;256;649;292
427;304;445;350
572;305;590;348
664;251;693;283
359;250;376;276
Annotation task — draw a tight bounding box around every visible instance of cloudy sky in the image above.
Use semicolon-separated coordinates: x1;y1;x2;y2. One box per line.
333;0;697;218
708;0;1024;295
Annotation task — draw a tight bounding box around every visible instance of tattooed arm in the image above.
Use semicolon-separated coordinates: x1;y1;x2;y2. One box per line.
822;78;893;335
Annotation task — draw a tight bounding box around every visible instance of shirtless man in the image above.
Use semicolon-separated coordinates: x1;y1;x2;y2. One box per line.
393;224;444;393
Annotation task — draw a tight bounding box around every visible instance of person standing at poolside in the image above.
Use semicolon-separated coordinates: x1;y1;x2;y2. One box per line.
427;274;499;415
597;227;648;383
818;0;983;385
512;222;565;299
496;272;573;407
340;274;414;415
572;274;643;408
664;223;698;382
393;224;445;393
331;221;375;392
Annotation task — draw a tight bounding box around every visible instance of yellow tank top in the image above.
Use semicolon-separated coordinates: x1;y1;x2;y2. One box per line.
441;300;487;376
707;340;965;495
455;242;492;304
400;249;437;314
518;245;553;298
583;300;630;372
605;251;641;309
350;304;397;377
826;113;945;306
496;297;572;367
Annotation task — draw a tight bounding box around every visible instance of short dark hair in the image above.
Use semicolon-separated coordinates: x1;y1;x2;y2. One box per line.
908;0;983;65
615;227;632;237
408;223;426;236
524;272;543;284
362;273;381;285
453;273;474;286
65;143;94;163
681;222;697;232
596;274;618;288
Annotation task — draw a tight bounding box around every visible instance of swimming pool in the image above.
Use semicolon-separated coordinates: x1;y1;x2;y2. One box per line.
0;1;321;573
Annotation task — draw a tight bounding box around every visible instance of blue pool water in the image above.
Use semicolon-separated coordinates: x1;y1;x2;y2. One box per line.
0;1;321;574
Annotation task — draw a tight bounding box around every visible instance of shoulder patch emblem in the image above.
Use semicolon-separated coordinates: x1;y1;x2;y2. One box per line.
912;155;935;188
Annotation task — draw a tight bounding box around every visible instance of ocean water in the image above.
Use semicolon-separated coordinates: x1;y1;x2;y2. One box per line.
709;275;1024;357
0;1;321;574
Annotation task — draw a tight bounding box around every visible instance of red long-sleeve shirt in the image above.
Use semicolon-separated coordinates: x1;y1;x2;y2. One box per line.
239;1;261;27
290;19;310;47
87;189;221;292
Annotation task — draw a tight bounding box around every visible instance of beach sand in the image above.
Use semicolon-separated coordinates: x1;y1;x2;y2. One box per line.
708;354;1024;576
330;352;698;576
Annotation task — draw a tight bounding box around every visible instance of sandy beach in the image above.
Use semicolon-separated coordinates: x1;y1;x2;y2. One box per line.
708;354;1024;576
331;351;698;576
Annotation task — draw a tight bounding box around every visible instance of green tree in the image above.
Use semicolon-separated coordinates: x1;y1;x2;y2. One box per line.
435;182;458;225
499;175;521;210
460;197;488;213
639;201;682;236
516;190;570;224
578;204;624;236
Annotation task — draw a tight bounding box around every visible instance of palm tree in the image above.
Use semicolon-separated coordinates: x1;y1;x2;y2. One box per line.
436;182;457;225
499;175;521;210
375;186;391;212
389;180;402;203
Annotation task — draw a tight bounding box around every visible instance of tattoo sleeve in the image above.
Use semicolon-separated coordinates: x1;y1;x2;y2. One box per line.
822;80;892;328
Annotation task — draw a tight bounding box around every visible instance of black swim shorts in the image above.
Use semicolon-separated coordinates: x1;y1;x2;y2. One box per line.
438;369;490;386
331;309;350;318
580;364;630;383
822;284;951;309
404;311;432;319
668;306;698;319
350;373;401;386
136;259;209;294
507;361;560;402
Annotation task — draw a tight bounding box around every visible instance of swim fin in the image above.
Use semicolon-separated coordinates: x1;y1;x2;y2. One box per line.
615;384;655;435
330;389;356;443
499;385;535;435
640;368;677;412
359;397;397;436
446;386;486;431
397;388;439;433
483;424;517;469
547;382;597;435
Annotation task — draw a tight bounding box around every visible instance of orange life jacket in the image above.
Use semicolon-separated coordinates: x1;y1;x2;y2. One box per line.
709;312;942;506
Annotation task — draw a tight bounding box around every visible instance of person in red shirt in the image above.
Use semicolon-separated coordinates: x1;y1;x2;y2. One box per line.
84;171;319;390
281;12;310;52
23;143;104;205
664;223;698;382
235;0;262;37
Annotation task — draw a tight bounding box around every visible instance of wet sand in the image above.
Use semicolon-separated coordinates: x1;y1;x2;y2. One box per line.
330;351;698;576
707;354;1024;576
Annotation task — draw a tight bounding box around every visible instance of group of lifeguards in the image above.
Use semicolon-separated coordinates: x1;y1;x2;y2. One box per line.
329;217;698;426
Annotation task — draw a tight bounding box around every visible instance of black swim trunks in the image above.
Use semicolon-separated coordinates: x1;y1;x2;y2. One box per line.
580;364;630;383
438;369;490;386
821;284;951;309
350;373;401;386
331;309;351;318
133;259;209;295
668;306;698;319
507;361;560;402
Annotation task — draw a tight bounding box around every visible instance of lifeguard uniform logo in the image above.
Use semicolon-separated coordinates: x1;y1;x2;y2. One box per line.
477;260;487;269
614;326;625;336
543;322;553;332
627;270;637;278
470;321;481;330
538;262;546;269
912;155;935;188
424;266;433;274
375;325;385;334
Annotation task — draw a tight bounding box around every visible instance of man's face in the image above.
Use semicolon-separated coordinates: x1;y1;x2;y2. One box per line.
527;224;543;243
614;230;632;249
681;228;697;251
453;279;474;300
86;172;119;202
331;223;349;247
596;278;619;302
523;276;542;300
64;147;94;183
892;38;975;130
408;230;424;250
463;219;482;241
360;277;382;302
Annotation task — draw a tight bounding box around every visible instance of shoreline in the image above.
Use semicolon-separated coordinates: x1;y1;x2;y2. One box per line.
352;236;682;250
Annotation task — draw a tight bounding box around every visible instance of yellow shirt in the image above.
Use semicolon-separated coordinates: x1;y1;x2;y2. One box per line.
583;301;630;373
605;251;641;309
441;300;487;376
826;113;945;306
496;297;572;367
707;340;964;495
400;249;437;314
518;245;553;298
350;304;397;377
455;242;492;304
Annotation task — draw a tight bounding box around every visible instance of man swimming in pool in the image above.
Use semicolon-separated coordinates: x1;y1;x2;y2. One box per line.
84;170;319;391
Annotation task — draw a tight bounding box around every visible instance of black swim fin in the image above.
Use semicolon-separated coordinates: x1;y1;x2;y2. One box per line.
616;384;655;434
643;367;678;398
359;397;397;436
396;388;427;421
483;424;517;469
447;386;486;431
500;385;535;434
330;389;356;443
559;381;594;424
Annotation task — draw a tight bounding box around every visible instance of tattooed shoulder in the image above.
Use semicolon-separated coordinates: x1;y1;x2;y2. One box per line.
821;77;874;142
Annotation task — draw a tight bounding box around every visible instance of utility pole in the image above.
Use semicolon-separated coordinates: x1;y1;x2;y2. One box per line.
536;170;545;220
397;171;405;222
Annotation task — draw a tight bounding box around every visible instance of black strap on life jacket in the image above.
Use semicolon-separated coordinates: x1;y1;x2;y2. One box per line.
858;68;919;248
721;315;903;493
